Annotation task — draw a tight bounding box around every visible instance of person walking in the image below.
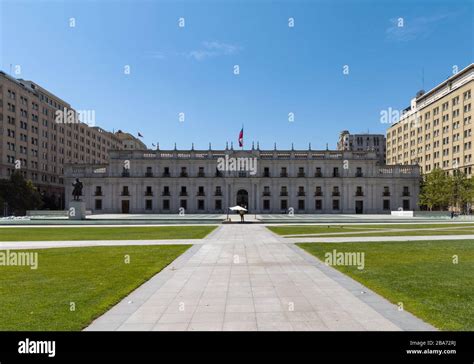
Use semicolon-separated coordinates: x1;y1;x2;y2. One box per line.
239;209;245;223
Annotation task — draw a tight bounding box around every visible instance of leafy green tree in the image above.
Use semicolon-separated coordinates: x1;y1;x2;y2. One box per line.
419;168;451;210
0;172;43;215
450;171;474;213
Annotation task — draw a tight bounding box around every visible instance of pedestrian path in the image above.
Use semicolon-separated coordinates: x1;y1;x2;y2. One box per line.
2;228;472;250
85;225;435;331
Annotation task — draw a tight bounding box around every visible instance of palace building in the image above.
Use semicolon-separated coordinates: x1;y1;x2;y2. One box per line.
65;147;420;214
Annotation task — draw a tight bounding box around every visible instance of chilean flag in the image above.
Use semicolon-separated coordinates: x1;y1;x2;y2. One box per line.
238;127;244;147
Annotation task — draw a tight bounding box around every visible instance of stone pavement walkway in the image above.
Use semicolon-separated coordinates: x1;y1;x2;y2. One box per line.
85;225;435;331
3;226;472;251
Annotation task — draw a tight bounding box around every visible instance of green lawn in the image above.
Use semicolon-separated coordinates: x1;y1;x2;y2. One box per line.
0;225;217;241
306;228;474;238
0;245;191;330
268;224;474;237
297;240;474;330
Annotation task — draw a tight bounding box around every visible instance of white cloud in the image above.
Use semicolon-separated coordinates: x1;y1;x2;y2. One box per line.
386;14;451;42
187;41;241;61
147;41;242;61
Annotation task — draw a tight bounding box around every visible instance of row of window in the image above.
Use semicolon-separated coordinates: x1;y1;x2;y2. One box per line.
387;91;472;138
125;166;366;178
93;198;410;211
93;185;411;197
3;102;117;143
5;168;61;183
4;115;117;148
389;126;472;149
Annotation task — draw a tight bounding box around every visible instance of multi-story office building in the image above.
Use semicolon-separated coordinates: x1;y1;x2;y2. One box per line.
0;71;139;207
386;63;473;177
65;148;420;214
337;130;386;163
115;130;147;150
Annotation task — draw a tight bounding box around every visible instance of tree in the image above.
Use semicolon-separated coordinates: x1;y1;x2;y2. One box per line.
0;172;43;215
450;171;474;213
418;168;451;210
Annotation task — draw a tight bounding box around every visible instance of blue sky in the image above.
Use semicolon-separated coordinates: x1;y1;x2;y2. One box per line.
1;0;472;150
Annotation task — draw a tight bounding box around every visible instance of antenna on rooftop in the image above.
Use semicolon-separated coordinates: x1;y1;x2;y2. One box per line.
422;67;425;90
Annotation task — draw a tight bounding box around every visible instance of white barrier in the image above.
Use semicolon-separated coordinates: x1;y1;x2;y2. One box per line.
391;210;414;217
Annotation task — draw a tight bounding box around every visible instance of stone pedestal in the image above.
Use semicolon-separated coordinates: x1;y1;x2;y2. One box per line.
68;200;86;220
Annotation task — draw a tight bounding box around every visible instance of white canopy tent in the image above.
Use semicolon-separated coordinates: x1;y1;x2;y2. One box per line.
229;206;247;211
227;205;248;220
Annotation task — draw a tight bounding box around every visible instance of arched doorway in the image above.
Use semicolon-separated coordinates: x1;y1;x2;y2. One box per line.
236;189;249;209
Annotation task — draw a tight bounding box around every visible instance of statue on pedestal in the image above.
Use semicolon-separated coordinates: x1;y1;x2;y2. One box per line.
72;178;83;201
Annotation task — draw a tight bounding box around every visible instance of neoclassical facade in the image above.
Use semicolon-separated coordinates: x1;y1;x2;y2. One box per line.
65;148;420;214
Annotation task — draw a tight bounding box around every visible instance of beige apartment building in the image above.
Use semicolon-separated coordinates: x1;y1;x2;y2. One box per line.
0;71;139;208
337;130;386;163
115;130;147;150
386;64;473;177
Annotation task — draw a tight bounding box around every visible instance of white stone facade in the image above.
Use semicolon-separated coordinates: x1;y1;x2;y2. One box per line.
65;149;420;214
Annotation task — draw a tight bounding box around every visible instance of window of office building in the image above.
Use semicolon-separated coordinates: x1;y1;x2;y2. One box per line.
215;200;222;210
95;199;102;210
332;199;340;210
315;200;322;210
163;200;170;210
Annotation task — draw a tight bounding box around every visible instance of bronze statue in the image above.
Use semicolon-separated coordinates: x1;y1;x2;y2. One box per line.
72;178;83;201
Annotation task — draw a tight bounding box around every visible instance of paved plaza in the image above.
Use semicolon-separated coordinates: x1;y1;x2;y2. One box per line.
85;224;435;331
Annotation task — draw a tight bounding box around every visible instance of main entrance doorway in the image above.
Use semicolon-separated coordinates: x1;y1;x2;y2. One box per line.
121;200;130;213
355;200;363;214
236;189;249;209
